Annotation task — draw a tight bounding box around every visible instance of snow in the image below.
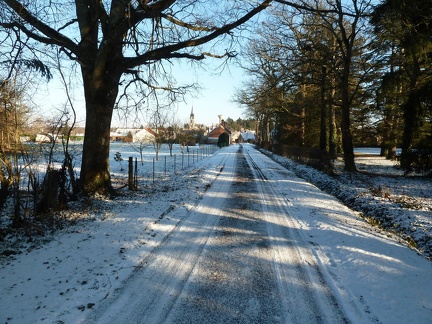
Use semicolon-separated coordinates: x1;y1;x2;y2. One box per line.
262;148;432;259
0;144;431;323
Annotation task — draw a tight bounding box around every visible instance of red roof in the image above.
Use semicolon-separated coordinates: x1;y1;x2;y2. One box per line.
145;128;157;136
208;126;230;138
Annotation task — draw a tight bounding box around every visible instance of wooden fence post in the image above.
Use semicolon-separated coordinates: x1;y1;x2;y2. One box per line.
128;157;134;190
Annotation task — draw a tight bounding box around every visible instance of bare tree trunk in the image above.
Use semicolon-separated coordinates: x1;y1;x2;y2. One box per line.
260;115;271;150
0;180;8;208
79;69;120;195
300;84;306;146
381;47;400;160
400;92;420;169
400;56;421;170
340;103;356;171
340;61;356;172
328;86;338;159
80;101;115;194
320;66;327;151
381;107;398;159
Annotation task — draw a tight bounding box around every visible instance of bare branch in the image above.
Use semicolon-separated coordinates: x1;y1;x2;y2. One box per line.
2;0;79;54
274;0;371;18
160;13;218;32
123;0;272;69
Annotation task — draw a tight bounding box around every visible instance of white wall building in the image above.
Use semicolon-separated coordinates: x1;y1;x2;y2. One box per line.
132;128;156;143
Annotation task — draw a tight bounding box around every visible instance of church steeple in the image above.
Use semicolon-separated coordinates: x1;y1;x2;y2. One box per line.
189;106;195;128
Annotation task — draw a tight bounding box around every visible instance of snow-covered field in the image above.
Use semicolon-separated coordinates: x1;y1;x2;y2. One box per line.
0;144;431;323
263;148;432;260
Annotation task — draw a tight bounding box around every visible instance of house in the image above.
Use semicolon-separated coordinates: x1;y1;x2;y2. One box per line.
35;134;52;143
70;127;85;140
110;128;139;142
230;131;241;143
133;128;157;143
240;130;256;143
207;126;232;146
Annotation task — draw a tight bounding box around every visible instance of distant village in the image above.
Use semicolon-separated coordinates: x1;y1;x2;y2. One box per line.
31;109;257;146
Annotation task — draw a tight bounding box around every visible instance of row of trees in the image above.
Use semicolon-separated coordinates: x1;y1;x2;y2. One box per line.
223;117;258;133
0;78;28;226
0;74;82;226
1;0;275;195
236;0;432;172
2;0;430;203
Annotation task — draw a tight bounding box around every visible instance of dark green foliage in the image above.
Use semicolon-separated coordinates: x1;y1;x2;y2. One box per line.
371;0;432;170
217;133;230;148
1;59;52;81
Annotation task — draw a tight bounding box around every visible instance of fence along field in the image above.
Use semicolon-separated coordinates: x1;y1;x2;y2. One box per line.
17;142;218;188
0;141;219;227
108;143;219;189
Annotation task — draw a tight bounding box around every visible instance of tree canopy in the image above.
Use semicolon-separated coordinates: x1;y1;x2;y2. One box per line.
1;0;431;196
235;0;431;173
0;0;271;194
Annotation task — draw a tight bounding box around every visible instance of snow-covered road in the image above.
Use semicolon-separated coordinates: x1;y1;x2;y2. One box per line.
87;148;238;322
89;145;352;323
87;144;430;323
1;144;431;323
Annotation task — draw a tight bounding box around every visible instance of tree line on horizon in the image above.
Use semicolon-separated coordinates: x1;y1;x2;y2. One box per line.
235;0;431;173
0;0;431;228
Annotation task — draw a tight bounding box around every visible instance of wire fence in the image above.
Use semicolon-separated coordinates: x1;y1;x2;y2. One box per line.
120;145;220;189
2;143;219;192
0;143;220;225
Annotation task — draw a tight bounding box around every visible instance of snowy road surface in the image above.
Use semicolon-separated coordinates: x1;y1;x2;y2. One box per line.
1;144;431;323
86;145;424;323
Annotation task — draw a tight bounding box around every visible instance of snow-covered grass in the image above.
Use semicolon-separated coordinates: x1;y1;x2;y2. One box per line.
262;148;432;260
0;144;431;323
0;146;224;323
0;142;217;244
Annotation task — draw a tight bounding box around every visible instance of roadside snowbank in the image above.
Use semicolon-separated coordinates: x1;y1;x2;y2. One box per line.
0;144;431;323
262;149;432;259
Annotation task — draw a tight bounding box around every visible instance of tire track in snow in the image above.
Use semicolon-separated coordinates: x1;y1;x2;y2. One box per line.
88;144;370;323
161;145;286;323
243;144;371;323
86;150;236;323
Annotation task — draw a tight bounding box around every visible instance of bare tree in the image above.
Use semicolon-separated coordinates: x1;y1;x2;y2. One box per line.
165;115;181;157
148;102;169;161
310;0;374;172
1;0;271;195
0;73;32;225
129;132;153;166
263;0;374;171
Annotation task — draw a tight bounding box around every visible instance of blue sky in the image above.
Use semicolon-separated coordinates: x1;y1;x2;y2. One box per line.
28;4;267;129
172;61;249;127
33;59;249;129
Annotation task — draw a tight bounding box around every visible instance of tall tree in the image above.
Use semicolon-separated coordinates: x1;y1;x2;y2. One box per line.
371;0;432;169
239;0;375;168
311;0;374;172
0;0;271;194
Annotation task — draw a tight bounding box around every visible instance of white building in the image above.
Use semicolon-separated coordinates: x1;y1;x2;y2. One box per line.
132;128;156;143
35;134;52;143
240;130;256;143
